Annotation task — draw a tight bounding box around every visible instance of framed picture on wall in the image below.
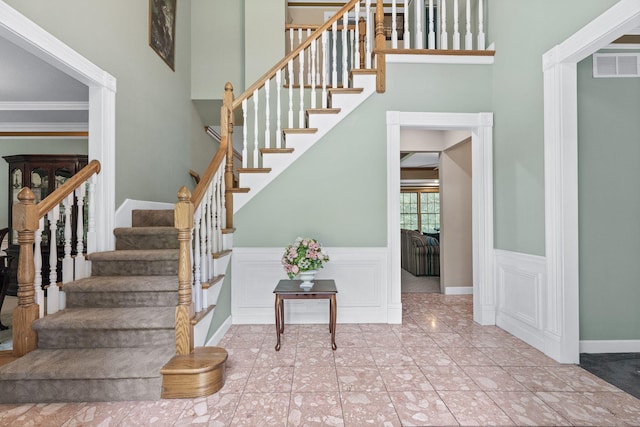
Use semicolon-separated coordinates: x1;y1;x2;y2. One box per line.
149;0;176;70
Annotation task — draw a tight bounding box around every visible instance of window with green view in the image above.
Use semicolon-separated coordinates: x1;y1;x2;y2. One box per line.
400;190;439;233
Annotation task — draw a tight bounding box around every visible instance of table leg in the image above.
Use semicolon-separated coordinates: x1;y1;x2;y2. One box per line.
330;294;337;350
274;294;281;351
279;299;285;333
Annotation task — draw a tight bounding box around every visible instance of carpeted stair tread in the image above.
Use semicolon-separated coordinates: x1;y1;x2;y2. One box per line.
89;249;178;262
0;347;174;380
115;226;179;250
64;276;177;293
33;307;175;331
132;209;174;227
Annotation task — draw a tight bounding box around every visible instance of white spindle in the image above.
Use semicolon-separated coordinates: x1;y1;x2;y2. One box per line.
391;1;398;48
86;175;96;258
350;29;355;73
47;206;60;315
275;69;282;149
212;173;220;257
193;208;202;312
74;183;86;279
200;193;208;289
342;12;348;85
441;0;448;49
332;20;338;88
453;0;460;49
478;0;485;50
298;29;304;86
428;0;435;49
310;37;317;109
365;0;372;68
298;45;305;127
217;170;225;251
465;0;472;49
34;218;44;318
62;194;74;283
264;79;271;149
322;31;328;108
306;28;312;84
206;181;215;276
404;0;410;48
288;60;294;128
354;1;361;69
415;0;424;49
242;99;248;168
253;89;259;167
289;28;294;53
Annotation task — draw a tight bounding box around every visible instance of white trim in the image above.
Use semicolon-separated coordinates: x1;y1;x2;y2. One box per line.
206;316;233;347
115;199;174;228
602;43;640;50
387;53;494;65
194;307;215;347
0;1;117;252
0;101;89;111
0;122;88;132
387;111;494;325
542;0;640;363
580;340;640;354
444;286;473;295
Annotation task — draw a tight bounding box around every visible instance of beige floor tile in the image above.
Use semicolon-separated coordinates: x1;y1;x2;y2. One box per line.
292;365;339;392
244;366;294;393
340;392;401;427
379;366;434;392
388;390;458;426
536;391;623;426
336;366;384;393
486;391;571;426
438;390;514;426
230;392;289;426
287;392;344;426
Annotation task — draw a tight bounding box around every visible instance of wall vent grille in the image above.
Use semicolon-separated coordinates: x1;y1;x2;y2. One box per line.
593;53;640;77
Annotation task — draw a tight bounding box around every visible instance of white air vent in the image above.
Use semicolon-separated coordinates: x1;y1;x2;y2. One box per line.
593;53;640;77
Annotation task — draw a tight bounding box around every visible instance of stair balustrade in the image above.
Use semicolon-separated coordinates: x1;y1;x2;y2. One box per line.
12;160;101;357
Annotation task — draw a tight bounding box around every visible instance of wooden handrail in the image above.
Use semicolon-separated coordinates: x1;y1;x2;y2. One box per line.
36;160;101;218
191;136;228;209
285;23;358;31
232;0;362;109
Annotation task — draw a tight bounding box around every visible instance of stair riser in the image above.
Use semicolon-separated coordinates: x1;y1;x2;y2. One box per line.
132;210;174;227
92;260;177;276
37;329;175;349
66;292;178;308
0;378;162;403
115;234;179;250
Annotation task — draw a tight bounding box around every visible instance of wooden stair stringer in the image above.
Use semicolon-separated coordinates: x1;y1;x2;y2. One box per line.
233;72;377;213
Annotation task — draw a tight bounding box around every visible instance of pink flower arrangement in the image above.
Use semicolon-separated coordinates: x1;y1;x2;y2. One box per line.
282;237;329;279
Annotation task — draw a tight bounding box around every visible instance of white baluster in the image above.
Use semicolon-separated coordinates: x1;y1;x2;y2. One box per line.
289;28;294;53
86;175;96;259
264;78;271;149
288;60;294;128
428;0;435;49
253;89;259;167
391;1;398;48
47;206;60;315
220;167;227;231
298;29;304;86
310;37;317;109
62;194;74;284
322;31;328;108
453;0;460;49
75;183;86;279
441;0;448;49
200;192;208;289
34;218;44;318
465;0;472;49
275;69;282;149
332;20;338;88
365;0;372;68
350;29;355;73
209;179;216;275
217;170;224;253
193;208;202;312
415;0;424;49
306;28;312;84
242;99;248;168
354;1;361;69
478;0;485;50
404;0;410;48
342;12;348;85
298;45;305;127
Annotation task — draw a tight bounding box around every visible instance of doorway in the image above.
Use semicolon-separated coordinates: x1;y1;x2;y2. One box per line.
386;111;494;325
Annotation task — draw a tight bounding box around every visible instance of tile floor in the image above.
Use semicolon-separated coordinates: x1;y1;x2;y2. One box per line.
1;293;639;426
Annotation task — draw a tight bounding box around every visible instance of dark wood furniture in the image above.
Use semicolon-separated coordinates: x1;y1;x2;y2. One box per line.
3;154;88;295
273;279;338;351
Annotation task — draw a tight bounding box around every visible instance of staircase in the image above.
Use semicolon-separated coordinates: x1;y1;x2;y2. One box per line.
0;209;225;403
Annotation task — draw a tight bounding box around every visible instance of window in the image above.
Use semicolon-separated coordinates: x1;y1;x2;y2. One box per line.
400;189;439;233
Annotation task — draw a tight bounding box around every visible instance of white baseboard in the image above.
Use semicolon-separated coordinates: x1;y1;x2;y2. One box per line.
580;340;640;353
206;316;233;347
444;286;473;295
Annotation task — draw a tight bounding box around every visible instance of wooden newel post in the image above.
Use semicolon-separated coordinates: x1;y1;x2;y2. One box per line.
358;17;366;69
375;0;386;93
175;186;194;355
12;188;40;357
223;82;235;229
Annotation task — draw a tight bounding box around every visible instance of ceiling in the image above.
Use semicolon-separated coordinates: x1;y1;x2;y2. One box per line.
0;35;89;134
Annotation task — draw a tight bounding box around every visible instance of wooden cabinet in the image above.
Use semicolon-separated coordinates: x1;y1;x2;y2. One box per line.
3;154;88;295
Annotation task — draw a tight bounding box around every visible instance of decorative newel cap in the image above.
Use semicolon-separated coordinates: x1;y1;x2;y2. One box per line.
225;82;233;92
17;187;35;204
177;186;191;202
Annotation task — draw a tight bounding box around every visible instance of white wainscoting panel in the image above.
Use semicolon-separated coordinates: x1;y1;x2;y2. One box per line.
495;249;547;352
232;247;389;324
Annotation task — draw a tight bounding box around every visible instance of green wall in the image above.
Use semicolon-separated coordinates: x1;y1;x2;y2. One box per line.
577;55;640;340
5;0;213;206
234;63;492;247
489;0;618;255
0;139;88;228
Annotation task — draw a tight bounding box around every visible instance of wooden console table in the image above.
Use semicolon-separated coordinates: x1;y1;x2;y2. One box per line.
273;279;337;351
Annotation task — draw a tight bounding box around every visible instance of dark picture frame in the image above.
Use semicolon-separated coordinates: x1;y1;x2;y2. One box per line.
149;0;176;70
376;12;404;41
